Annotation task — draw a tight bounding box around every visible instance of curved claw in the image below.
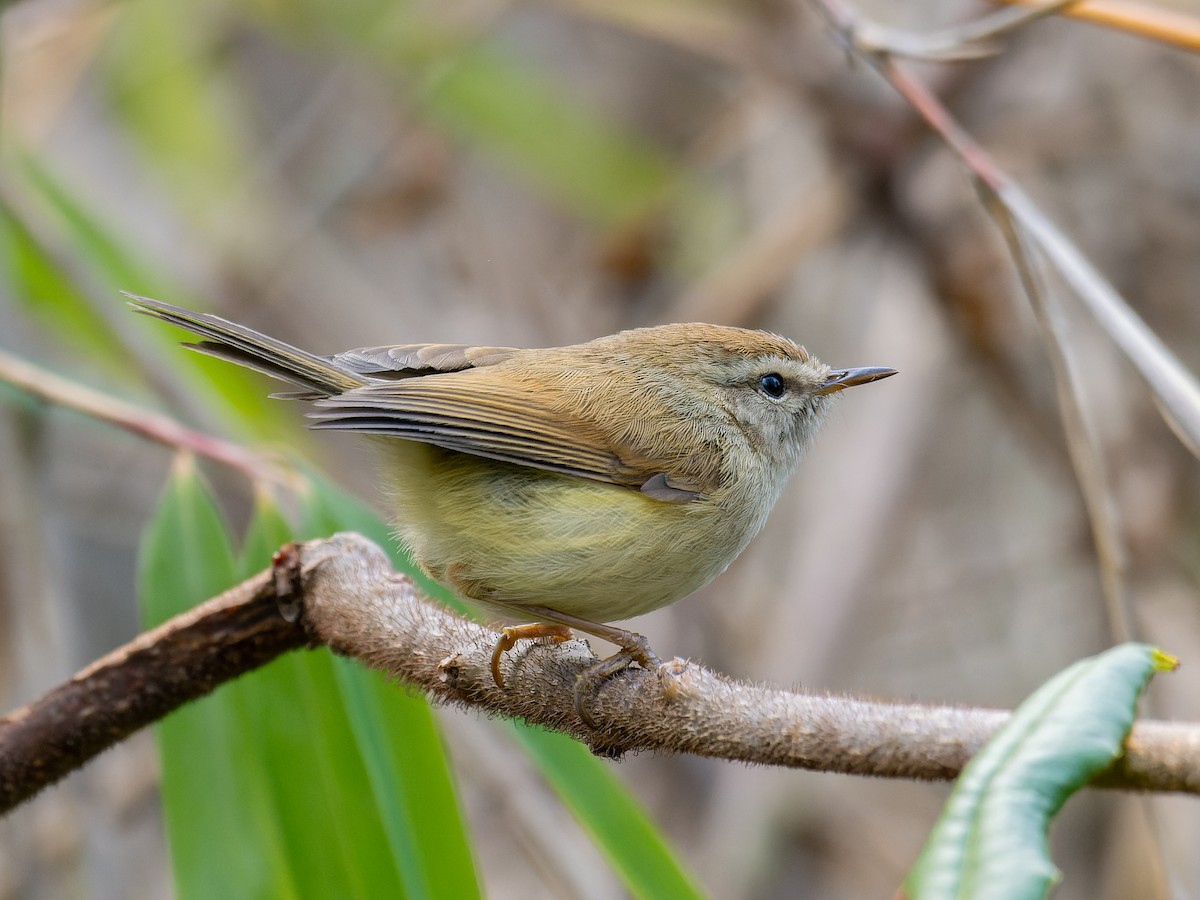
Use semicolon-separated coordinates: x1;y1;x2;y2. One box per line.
480;603;661;727
574;637;663;728
490;623;574;687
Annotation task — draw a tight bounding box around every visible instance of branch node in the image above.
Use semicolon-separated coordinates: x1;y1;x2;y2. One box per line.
272;542;304;623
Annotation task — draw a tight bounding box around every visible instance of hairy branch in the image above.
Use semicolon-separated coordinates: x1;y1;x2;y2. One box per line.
1;533;1197;814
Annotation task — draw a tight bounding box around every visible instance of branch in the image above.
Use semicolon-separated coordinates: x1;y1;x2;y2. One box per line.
991;0;1200;52
988;203;1134;644
808;0;1200;461
0;348;297;487
839;0;1079;61
0;544;310;812
2;533;1197;814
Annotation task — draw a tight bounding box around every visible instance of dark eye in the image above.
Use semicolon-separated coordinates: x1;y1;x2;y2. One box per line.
758;373;786;399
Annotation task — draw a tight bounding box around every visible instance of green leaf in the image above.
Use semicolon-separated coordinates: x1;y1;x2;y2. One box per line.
232;492;375;900
333;660;482;899
421;49;677;228
300;472;700;898
138;454;237;627
904;643;1176;900
140;466;435;899
19;157;159;294
137;455;282;899
13;158;299;443
299;469;466;613
509;724;706;900
299;475;481;899
237;487;297;580
0;200;129;378
238;488;482;899
99;0;248;228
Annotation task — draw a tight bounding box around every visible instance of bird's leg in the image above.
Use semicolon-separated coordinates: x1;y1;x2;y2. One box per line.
516;605;661;669
515;605;663;727
490;623;574;686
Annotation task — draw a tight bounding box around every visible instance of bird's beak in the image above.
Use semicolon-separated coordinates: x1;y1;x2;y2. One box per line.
815;366;898;395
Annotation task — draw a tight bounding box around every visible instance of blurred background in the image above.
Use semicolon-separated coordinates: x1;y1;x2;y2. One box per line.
2;0;1200;897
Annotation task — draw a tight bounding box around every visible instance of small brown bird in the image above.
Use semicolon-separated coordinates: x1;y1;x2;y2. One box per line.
130;295;895;718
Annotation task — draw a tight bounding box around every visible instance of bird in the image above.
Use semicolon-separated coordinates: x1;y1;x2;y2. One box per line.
129;294;896;721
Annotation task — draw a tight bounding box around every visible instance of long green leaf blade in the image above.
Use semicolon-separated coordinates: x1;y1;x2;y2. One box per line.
302;475;481;899
15;158;300;442
509;724;706;900
333;660;482;900
240;488;482;899
232;492;368;899
303;473;701;898
140;467;419;899
137;455;282;900
904;643;1176;900
0;200;128;377
422;49;676;228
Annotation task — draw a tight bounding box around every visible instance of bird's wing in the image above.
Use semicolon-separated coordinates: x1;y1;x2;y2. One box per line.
332;343;519;377
269;343;520;399
308;371;709;500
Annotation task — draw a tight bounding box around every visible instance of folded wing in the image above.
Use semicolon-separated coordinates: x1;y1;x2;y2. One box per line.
309;372;704;499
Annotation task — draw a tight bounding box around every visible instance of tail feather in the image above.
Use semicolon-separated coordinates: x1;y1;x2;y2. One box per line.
126;293;365;397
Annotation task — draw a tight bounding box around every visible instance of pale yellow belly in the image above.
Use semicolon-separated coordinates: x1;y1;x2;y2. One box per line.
383;443;752;624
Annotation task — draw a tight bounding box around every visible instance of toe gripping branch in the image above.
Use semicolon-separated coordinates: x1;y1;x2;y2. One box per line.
487;609;662;729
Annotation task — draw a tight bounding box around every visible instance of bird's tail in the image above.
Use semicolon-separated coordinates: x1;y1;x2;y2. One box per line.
127;293;366;398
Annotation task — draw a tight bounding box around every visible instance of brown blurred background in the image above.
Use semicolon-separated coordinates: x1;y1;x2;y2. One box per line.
2;0;1199;897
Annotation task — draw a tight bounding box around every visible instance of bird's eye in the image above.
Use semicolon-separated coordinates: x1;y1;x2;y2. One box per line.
758;373;786;399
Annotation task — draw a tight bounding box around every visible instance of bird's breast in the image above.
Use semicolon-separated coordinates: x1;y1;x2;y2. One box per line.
384;442;772;623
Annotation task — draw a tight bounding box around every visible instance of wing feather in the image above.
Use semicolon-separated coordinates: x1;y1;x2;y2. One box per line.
332;344;518;378
310;374;653;488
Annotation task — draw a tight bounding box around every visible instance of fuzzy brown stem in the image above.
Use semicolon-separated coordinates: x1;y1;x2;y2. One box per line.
2;533;1198;816
298;534;1199;788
